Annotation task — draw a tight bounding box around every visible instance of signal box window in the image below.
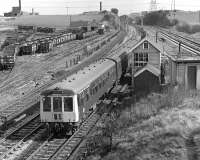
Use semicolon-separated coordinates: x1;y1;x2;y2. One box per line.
134;52;148;68
64;97;73;112
143;41;149;49
43;97;51;112
53;97;62;112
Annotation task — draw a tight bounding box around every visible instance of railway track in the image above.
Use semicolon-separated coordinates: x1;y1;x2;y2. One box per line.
0;112;45;160
0;31;124;131
0;32;133;160
0;34;106;92
0;32;114;94
26;101;109;160
159;29;200;56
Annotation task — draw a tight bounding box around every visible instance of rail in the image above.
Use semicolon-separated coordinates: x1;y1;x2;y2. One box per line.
0;113;44;160
159;29;200;56
0;30;123;129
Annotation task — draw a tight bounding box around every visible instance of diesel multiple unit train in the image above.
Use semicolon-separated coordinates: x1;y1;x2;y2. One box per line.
40;48;129;133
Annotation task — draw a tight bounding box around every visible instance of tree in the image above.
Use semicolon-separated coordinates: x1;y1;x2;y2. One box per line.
111;8;119;15
142;10;171;27
102;14;111;21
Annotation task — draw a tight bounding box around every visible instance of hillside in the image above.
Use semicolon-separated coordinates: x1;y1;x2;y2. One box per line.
13;13;103;29
168;10;200;25
129;10;200;25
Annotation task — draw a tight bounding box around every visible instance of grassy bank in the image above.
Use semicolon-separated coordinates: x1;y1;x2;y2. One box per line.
86;88;200;160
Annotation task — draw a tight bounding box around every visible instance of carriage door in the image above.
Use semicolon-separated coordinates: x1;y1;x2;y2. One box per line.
187;66;197;89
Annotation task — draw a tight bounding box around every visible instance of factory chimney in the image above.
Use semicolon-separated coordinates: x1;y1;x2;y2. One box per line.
19;0;21;12
100;1;102;12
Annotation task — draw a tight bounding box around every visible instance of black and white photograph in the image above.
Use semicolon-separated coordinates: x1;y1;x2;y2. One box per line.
0;0;200;159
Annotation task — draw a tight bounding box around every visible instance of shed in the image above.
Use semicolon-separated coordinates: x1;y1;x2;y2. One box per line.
167;55;200;90
134;64;161;95
128;37;162;94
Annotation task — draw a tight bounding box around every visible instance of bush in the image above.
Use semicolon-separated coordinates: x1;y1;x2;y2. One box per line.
142;10;171;27
176;22;200;34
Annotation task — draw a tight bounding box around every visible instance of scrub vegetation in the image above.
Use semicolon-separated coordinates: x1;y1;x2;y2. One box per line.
176;22;200;34
86;88;200;160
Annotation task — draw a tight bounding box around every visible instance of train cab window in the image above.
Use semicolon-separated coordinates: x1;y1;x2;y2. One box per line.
53;97;62;112
43;97;51;112
64;97;73;112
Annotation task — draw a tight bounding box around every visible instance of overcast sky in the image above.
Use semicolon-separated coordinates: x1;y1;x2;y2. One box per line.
1;0;200;16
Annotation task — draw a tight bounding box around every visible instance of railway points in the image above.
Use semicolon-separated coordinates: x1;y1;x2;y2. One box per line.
0;30;124;136
0;25;137;160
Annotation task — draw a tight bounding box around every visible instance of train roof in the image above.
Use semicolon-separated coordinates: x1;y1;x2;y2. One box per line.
42;59;115;95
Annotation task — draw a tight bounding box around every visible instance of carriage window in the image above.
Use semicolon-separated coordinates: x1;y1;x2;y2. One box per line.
53;97;62;112
95;86;98;93
99;82;102;88
64;97;73;112
86;94;89;101
43;97;51;112
90;89;93;95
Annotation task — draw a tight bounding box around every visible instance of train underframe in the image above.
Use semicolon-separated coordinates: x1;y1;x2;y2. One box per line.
44;104;97;136
45;122;79;136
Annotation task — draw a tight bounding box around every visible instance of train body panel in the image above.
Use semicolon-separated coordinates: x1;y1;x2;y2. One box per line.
40;59;118;128
40;94;79;123
39;31;132;133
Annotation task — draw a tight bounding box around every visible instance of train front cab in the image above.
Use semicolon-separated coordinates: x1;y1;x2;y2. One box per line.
40;91;79;134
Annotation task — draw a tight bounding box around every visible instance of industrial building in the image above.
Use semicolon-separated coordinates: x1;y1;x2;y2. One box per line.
4;0;21;17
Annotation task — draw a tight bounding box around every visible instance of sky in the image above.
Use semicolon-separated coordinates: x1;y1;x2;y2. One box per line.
1;0;200;16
